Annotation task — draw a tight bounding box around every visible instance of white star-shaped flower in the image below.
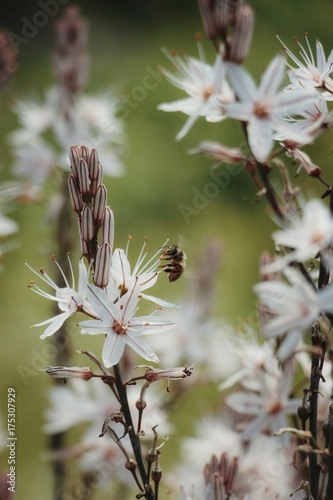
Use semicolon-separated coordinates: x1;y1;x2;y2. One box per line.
226;363;302;442
225;54;314;162
27;257;93;339
108;240;176;308
278;35;333;97
262;198;333;273
78;280;175;367
158;47;233;140
253;268;333;359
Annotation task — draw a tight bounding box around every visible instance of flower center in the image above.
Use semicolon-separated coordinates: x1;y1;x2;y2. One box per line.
254;102;269;118
311;231;324;244
203;85;215;100
113;321;126;335
267;399;282;415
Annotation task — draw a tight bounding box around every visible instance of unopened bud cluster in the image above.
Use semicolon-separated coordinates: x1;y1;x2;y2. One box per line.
0;31;18;92
198;0;254;63
68;145;114;287
54;5;89;103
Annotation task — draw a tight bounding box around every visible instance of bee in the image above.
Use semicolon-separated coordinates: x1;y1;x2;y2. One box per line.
160;245;186;282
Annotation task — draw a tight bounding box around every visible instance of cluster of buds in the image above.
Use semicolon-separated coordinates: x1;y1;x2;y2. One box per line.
68;145;114;287
0;30;18;92
54;5;89;108
198;0;254;63
203;453;239;497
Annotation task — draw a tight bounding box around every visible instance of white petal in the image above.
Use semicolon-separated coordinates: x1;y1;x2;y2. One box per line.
86;284;116;323
78;319;109;335
36;312;71;339
129;315;175;335
140;293;177;308
227;63;257;102
125;334;159;363
102;333;125;367
247;118;274;162
258;54;285;100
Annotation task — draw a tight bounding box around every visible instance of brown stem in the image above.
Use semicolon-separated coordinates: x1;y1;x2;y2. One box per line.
113;364;156;500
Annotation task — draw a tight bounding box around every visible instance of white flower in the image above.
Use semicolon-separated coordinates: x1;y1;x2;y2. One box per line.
253;268;333;355
27;257;93;339
274;95;333;147
158;46;233;140
9;87;124;181
278;35;333;96
262;198;333;272
225;54;314;162
44;377;171;480
78;280;175;367
226;362;301;442
172;417;299;499
108;240;176;308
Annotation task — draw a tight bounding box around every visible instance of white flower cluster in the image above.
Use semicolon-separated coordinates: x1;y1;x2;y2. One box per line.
159;34;333;164
27;240;176;368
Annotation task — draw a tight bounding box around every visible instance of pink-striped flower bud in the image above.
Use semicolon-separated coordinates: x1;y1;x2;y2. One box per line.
88;148;99;180
68;174;83;213
142;365;194;383
228;4;254;63
286;148;321;177
195;140;245;164
90;162;104;197
79;145;90;163
77;159;91;195
197;0;219;40
101;206;114;248
41;366;94;380
81;204;94;241
69;145;81;179
94;242;112;287
93;184;107;225
77;219;89;256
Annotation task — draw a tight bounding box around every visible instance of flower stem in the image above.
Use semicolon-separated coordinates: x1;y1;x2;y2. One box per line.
113;363;156;500
309;325;321;500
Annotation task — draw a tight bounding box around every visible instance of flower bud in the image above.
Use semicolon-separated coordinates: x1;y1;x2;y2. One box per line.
94;242;112;287
88;148;100;180
101;207;114;248
286;148;321;177
228;4;254;63
196;140;245;164
197;0;219;40
41;366;94;380
69;145;81;179
93;184;107;225
79;145;90;163
138;365;194;385
68;174;83;213
78;159;91;195
81;204;94;241
90;161;104;197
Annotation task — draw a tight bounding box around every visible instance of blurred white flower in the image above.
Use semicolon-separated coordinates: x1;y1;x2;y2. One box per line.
158;46;234;140
27;256;94;339
9;87;124;182
278;34;333;96
226;362;301;442
44;377;171;481
172;417;300;499
274;95;333;147
253;268;333;358
253;269;333;337
79;280;175;367
225;54;314;162
262;198;333;273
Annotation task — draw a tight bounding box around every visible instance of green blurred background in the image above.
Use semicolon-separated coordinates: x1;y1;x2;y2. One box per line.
1;0;333;498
